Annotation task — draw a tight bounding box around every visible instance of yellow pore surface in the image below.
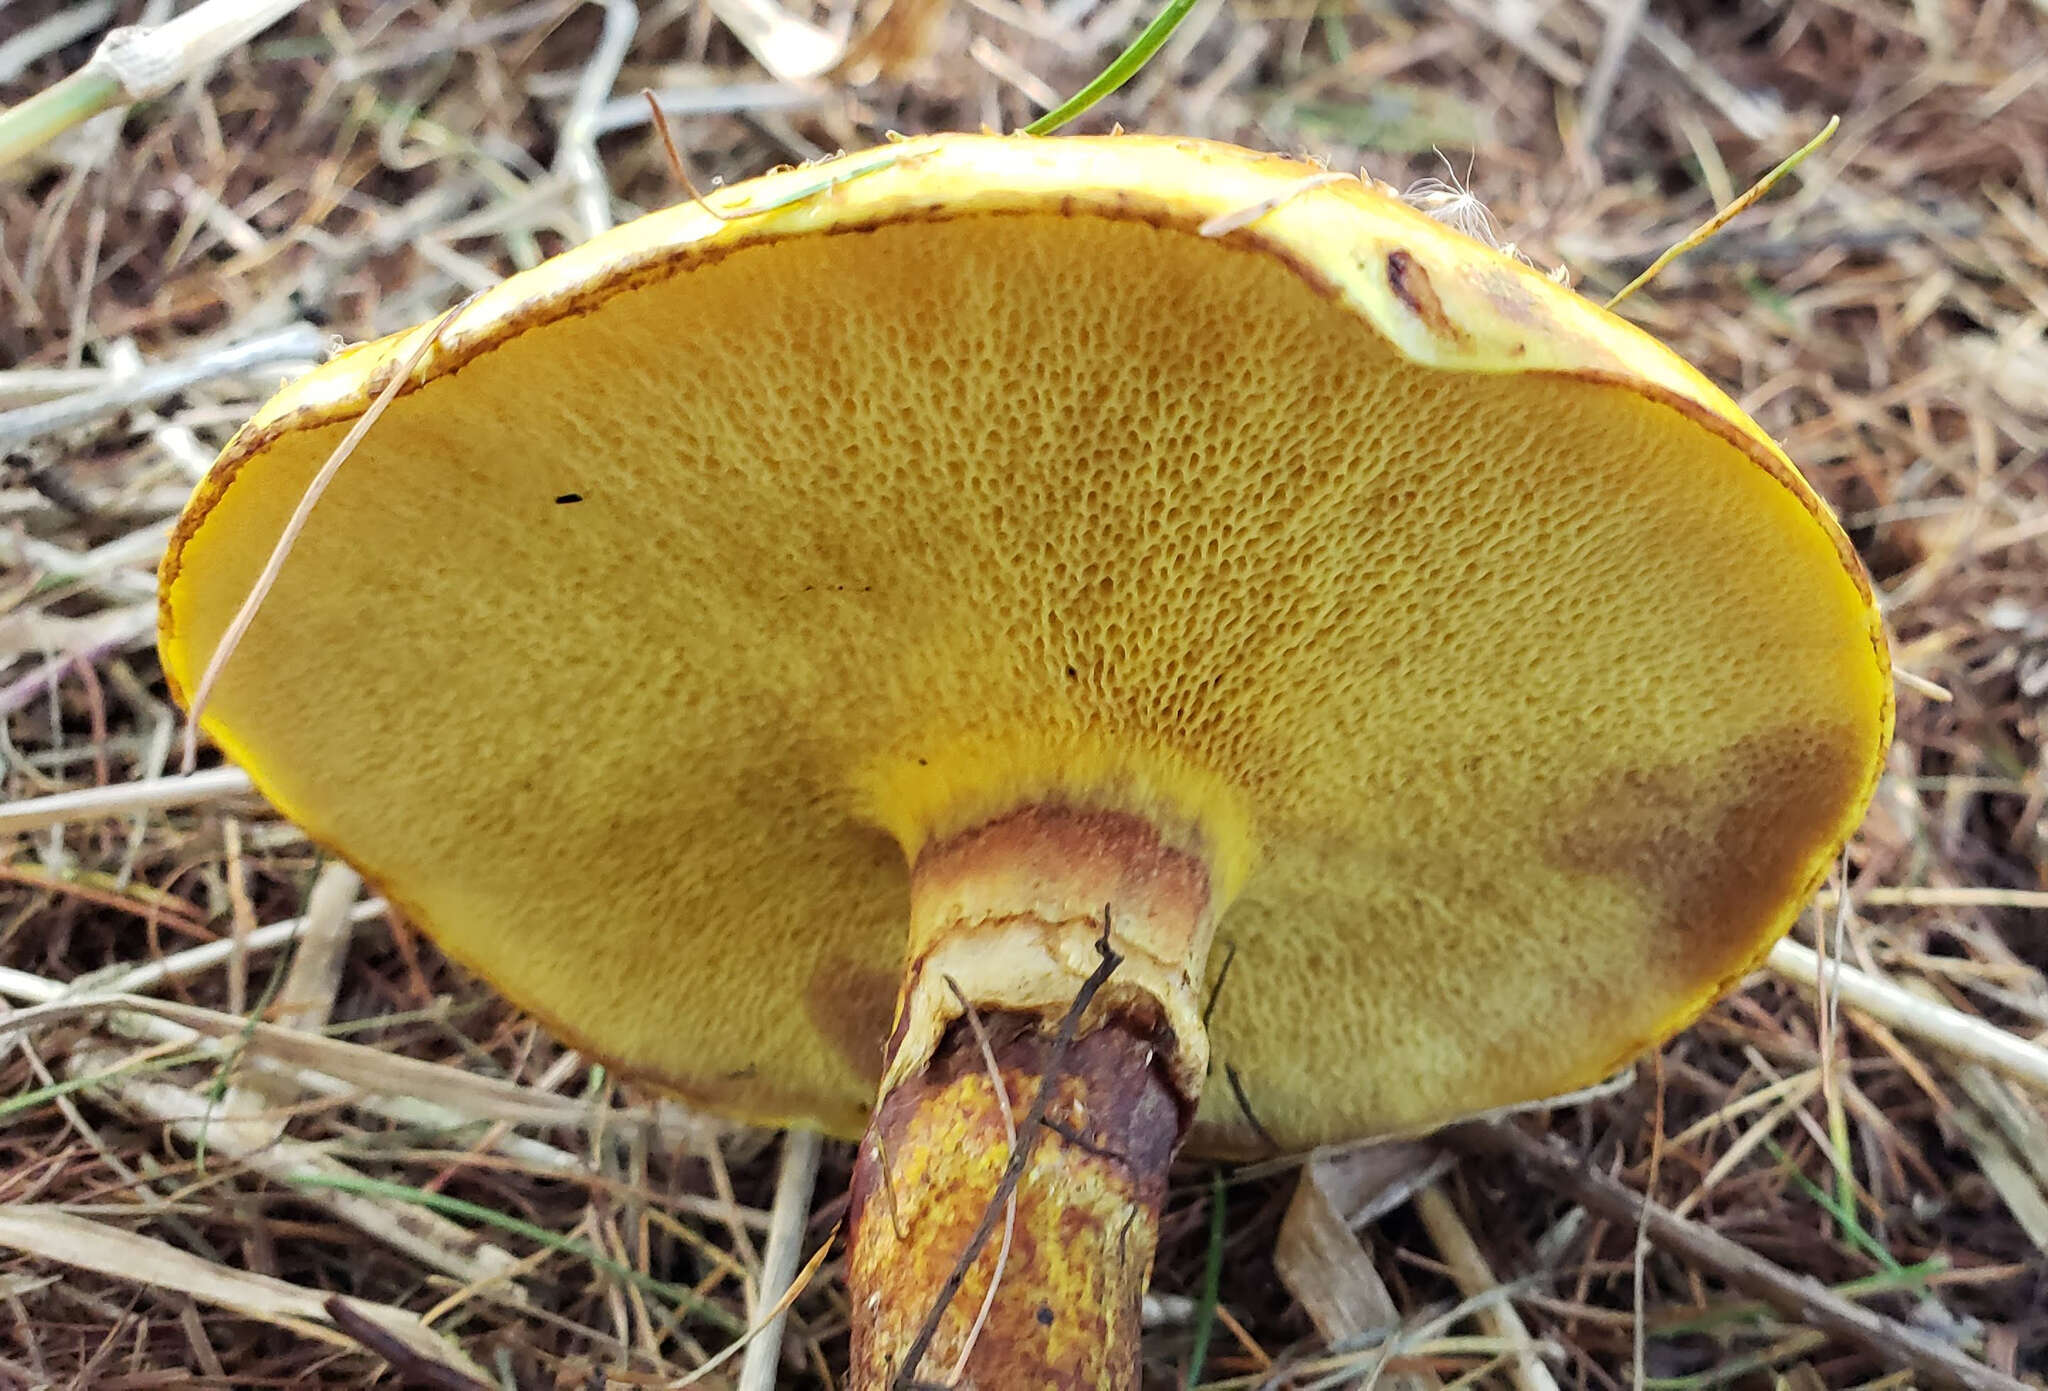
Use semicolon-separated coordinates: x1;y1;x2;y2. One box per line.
160;136;1891;1154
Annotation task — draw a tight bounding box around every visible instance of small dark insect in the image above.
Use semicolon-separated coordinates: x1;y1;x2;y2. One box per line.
555;493;583;504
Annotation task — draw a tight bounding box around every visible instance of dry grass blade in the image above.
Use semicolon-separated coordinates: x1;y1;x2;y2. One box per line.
1945;1105;2048;1258
704;0;843;82
556;0;637;238
80;896;381;997
1767;940;2048;1094
671;1236;836;1388
64;1044;532;1296
321;1299;494;1391
264;861;360;1033
0;323;324;450
1824;886;2048;909
1893;666;1956;702
0;3;118;87
1413;1180;1560;1391
736;1127;824;1391
0;1205;488;1383
202;858;356;1151
1448;1123;2030;1391
0;767;257;835
0;963;714;1175
1907;979;2048;1259
1573;0;1647;160
0;0;309;168
0;985;624;1129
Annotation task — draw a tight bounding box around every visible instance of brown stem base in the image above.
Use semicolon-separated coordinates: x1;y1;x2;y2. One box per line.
846;1013;1183;1390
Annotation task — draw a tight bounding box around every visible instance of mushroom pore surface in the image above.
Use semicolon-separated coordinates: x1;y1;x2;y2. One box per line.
160;141;1889;1154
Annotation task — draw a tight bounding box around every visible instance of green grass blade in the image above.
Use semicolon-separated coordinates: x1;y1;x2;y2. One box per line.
1023;0;1201;136
0;1046;215;1122
0;69;123;171
1761;1137;1901;1273
1186;1168;1226;1387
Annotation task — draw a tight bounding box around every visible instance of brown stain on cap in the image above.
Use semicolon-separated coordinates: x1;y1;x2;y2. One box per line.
1548;724;1869;995
805;956;898;1087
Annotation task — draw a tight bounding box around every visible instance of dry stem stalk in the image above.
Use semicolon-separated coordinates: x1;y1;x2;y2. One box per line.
0;1205;486;1382
1767;940;2048;1094
0;0;308;168
1413;1181;1560;1391
736;1127;824;1391
64;1044;530;1296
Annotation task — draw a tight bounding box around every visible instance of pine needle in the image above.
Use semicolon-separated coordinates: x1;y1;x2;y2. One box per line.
1605;116;1840;310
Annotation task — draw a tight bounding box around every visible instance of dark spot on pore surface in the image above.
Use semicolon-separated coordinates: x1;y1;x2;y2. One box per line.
1547;725;1870;994
804;956;897;1085
555;492;582;504
1036;1305;1054;1326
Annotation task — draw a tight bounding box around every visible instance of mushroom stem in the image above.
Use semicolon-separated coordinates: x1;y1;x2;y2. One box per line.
845;801;1221;1385
846;1009;1184;1389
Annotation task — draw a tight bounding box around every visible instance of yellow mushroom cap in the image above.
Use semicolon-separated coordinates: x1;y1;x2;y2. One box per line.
159;134;1891;1155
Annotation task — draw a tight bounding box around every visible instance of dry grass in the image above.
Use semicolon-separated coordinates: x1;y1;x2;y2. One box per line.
4;0;2047;1386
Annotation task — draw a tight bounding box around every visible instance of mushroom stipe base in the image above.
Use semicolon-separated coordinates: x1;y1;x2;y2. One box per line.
848;801;1217;1389
847;1011;1184;1390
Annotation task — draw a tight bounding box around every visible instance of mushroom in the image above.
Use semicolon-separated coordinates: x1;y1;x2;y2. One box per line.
158;135;1892;1388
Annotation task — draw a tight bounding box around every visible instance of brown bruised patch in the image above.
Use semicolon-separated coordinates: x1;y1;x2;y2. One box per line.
804;955;898;1087
1386;249;1466;344
1547;724;1871;996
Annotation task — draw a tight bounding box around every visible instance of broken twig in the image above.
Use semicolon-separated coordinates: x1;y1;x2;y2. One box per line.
1445;1122;2028;1391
